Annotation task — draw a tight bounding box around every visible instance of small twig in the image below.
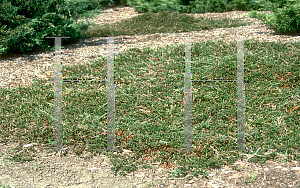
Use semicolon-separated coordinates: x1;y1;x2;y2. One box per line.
245;146;253;152
246;147;261;162
210;145;219;159
48;147;70;158
210;145;232;167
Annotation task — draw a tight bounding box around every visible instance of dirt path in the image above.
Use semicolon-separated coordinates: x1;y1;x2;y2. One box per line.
1;141;300;188
0;142;204;188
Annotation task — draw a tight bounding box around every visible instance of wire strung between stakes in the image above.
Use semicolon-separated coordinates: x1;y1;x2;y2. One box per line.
194;79;240;82
47;35;246;154
61;79;106;83
173;35;246;153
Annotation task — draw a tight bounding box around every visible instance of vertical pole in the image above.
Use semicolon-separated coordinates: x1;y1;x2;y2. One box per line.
183;37;193;151
236;37;246;151
54;38;63;152
45;36;70;152
47;36;123;153
106;37;115;151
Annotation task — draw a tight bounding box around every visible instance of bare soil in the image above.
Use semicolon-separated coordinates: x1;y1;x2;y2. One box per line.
0;141;299;188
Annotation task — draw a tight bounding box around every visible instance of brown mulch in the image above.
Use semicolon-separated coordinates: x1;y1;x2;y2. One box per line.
0;141;299;187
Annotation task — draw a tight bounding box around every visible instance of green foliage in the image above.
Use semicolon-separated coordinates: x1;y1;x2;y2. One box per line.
7;0;67;19
0;26;10;55
224;0;272;11
3;22;36;53
125;0;289;14
3;12;83;54
126;0;180;13
99;0;116;7
225;0;249;11
126;0;300;15
188;0;280;13
189;0;229;13
31;13;83;47
264;3;300;34
268;0;299;9
65;0;115;18
0;0;115;56
2;0;298;58
0;0;29;29
247;0;299;12
86;9;251;38
247;0;300;34
178;0;196;6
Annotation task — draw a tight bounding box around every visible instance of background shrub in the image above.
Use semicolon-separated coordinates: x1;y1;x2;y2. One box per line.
246;0;300;34
125;0;300;34
6;0;68;20
125;0;280;14
64;0;115;19
126;0;179;13
1;0;299;57
264;2;300;33
178;0;196;6
0;0;30;30
0;0;116;56
188;0;229;13
245;0;299;12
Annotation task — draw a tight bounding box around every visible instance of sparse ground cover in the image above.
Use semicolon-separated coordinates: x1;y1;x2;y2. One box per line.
0;0;299;187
